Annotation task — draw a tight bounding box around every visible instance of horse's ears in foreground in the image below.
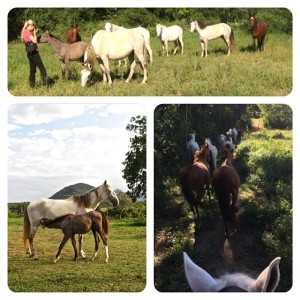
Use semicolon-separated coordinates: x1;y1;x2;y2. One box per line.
183;252;281;292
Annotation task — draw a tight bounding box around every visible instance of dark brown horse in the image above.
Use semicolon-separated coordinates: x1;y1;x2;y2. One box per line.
41;211;108;263
212;144;240;237
180;145;211;220
249;14;268;51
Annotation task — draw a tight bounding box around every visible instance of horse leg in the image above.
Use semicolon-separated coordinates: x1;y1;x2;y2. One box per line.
125;53;136;84
98;62;107;84
134;50;148;84
60;61;66;80
173;40;178;55
164;41;169;57
66;59;72;79
78;234;87;258
28;224;39;259
71;234;78;261
91;230;100;261
224;36;231;55
179;37;184;54
252;37;256;51
102;58;112;85
204;40;208;57
200;41;205;58
53;234;70;263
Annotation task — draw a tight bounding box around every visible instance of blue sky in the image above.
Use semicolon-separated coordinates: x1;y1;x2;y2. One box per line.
8;103;146;202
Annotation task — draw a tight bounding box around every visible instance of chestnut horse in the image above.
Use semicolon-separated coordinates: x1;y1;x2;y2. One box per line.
212;144;240;237
41;211;109;263
66;20;81;44
249;14;268;51
180;145;211;220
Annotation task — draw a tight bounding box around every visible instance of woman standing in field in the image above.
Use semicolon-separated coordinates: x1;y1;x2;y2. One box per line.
21;20;47;88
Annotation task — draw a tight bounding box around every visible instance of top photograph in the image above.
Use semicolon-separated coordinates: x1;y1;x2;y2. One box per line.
8;7;292;96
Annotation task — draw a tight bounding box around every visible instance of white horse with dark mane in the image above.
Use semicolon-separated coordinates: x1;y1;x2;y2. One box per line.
81;29;148;86
156;24;184;56
184;252;281;292
23;180;119;259
104;22;153;64
190;20;234;57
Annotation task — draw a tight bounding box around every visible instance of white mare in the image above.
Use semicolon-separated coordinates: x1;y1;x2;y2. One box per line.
156;24;184;56
205;138;218;170
105;22;153;63
183;252;281;292
23;180;119;259
190;20;234;57
81;30;148;86
186;133;199;163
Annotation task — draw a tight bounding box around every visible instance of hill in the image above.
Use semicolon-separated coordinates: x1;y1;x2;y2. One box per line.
49;182;94;199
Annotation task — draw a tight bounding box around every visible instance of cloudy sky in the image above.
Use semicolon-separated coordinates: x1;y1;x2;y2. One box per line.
8;103;146;202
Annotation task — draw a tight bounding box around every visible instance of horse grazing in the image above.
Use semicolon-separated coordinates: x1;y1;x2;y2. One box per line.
249;14;268;51
105;22;153;64
180;145;211;220
39;31;88;79
156;24;184;56
183;252;281;292
81;30;148;87
40;211;109;263
212;144;240;237
23;180;119;259
190;20;234;57
66;20;81;44
186;133;199;163
205;138;218;173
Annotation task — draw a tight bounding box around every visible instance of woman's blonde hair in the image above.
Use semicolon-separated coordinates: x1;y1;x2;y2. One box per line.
20;20;36;42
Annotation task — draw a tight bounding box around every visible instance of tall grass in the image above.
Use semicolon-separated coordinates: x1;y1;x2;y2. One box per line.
8;29;292;96
8;218;146;292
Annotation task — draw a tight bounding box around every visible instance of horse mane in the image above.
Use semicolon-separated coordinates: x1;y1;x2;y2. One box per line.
48;32;65;43
72;187;98;208
84;44;97;68
199;21;206;29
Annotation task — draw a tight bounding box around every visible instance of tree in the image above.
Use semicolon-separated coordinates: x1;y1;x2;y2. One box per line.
122;116;146;202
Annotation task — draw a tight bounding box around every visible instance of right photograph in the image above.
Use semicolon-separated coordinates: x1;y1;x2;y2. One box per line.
154;104;292;292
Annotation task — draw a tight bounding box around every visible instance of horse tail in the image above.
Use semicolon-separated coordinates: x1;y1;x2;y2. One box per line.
180;170;196;204
100;212;109;235
23;204;31;250
230;29;235;51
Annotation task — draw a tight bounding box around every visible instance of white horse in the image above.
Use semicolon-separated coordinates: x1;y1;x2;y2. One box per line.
156;24;184;56
186;133;199;163
190;20;234;57
227;127;238;144
23;180;119;259
105;22;153;63
183;252;281;292
81;30;148;86
218;133;235;152
205;138;218;170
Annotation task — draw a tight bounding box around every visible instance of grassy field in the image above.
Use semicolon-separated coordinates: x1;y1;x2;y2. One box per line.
8;29;292;96
8;217;146;292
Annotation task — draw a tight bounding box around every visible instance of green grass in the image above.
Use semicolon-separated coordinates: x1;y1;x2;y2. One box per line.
8;30;292;96
8;218;146;292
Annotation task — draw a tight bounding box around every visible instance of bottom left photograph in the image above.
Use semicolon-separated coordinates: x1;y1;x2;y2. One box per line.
7;103;146;292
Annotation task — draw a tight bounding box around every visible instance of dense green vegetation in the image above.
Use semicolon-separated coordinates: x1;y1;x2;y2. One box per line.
8;8;292;96
154;104;292;292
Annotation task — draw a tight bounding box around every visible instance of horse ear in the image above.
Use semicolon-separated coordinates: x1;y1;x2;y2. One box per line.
104;180;107;185
183;252;219;292
251;257;281;292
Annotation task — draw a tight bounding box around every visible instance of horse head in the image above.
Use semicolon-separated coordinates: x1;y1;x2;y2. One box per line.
156;24;162;37
97;180;119;207
193;145;209;164
104;22;112;32
183;252;281;292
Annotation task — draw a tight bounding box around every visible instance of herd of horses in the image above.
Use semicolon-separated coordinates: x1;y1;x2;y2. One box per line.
180;127;241;237
37;14;267;87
